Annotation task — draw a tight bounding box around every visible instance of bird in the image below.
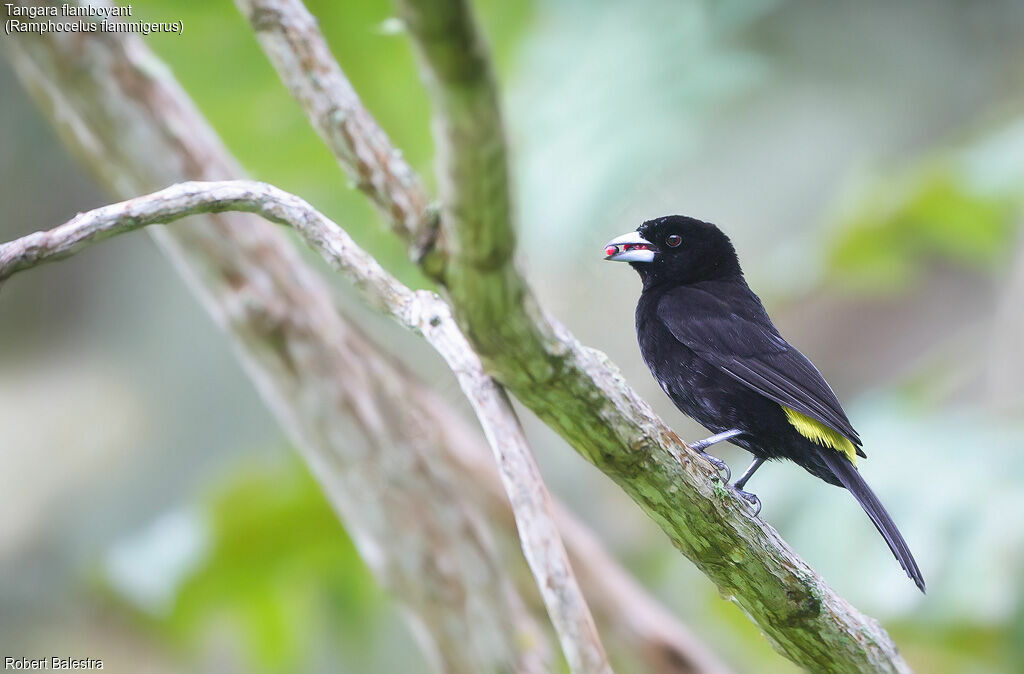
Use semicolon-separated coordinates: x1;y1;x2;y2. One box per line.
603;215;925;592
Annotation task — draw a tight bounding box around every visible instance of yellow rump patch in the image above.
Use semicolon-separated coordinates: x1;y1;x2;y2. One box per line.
781;406;857;465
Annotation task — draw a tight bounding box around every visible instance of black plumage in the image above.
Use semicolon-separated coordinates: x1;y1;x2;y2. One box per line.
605;215;925;592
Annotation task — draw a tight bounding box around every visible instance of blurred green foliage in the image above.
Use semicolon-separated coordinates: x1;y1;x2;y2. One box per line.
141;459;379;673
829;165;1016;292
890;623;1015;674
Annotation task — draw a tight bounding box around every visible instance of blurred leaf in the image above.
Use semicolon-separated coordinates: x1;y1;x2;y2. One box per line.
890;622;1014;674
114;458;382;673
829;163;1017;293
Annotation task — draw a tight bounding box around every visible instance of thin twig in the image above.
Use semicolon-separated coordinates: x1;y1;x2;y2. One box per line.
237;0;438;260
0;180;613;674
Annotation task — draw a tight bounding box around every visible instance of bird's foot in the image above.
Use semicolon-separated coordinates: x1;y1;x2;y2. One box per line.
731;487;761;516
688;429;743;482
697;451;731;483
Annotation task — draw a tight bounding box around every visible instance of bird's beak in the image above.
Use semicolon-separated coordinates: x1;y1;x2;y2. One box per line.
604;231;656;263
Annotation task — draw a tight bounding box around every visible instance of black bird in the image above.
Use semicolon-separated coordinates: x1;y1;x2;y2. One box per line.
604;216;925;592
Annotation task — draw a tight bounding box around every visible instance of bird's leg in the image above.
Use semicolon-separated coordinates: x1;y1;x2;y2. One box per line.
688;429;743;482
734;457;763;490
732;457;765;515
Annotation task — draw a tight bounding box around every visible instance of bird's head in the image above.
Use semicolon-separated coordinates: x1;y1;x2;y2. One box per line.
603;215;741;287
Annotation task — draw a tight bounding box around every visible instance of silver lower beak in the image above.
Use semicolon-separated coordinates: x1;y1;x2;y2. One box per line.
604;231;656;263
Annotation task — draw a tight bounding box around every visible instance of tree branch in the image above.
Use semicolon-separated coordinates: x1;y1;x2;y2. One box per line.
238;0;444;271
237;0;914;670
244;3;432;248
393;0;515;279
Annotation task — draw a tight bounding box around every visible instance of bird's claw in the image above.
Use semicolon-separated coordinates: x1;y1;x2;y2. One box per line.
698;451;731;483
733;487;762;516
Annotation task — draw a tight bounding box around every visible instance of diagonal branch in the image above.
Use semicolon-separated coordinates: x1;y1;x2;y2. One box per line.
240;0;444;270
392;0;517;297
0;179;613;674
237;0;914;670
244;3;432;248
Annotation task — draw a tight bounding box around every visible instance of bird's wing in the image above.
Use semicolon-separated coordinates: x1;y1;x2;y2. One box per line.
656;284;862;448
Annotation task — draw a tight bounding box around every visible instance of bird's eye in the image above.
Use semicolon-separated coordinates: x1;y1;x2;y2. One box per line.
665;234;682;248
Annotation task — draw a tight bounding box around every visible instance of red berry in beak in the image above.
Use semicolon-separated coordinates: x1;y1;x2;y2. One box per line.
605;245;618;257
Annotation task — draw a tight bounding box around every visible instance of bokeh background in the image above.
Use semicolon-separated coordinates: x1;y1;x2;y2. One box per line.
3;0;1024;671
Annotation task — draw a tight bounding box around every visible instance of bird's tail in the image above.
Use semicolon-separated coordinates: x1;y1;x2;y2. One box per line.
816;448;926;593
